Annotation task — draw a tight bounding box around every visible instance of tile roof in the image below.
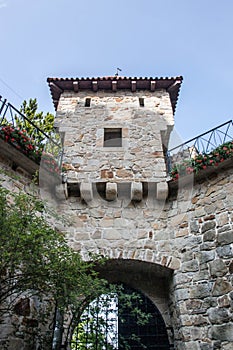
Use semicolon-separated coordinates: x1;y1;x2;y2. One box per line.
47;76;183;113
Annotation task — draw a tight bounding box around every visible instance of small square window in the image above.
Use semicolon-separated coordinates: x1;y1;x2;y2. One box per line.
104;128;122;147
85;98;91;107
139;98;144;107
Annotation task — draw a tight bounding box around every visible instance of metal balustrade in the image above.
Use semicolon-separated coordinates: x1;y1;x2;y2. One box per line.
0;95;63;167
166;120;233;172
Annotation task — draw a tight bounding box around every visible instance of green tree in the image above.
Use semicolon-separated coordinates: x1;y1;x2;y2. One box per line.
18;98;55;145
18;98;62;172
0;186;107;319
16;98;62;160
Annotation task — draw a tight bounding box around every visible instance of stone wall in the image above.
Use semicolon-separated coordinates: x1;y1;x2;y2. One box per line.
53;88;233;349
56;90;173;183
52;163;233;349
0;156;53;350
1;147;233;349
169;168;233;349
1;84;233;349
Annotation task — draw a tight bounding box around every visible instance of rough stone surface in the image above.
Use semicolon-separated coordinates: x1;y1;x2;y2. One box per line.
131;181;143;201
106;182;117;201
209;259;228;277
207;307;230;324
1;87;233;350
211;323;233;341
212;278;233;296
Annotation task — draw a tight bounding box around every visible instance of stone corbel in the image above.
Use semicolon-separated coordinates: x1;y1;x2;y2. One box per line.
106;182;117;201
156;182;168;200
80;182;93;202
131;182;143;201
55;183;68;200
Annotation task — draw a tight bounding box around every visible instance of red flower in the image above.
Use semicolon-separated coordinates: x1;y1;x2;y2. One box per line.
186;166;194;174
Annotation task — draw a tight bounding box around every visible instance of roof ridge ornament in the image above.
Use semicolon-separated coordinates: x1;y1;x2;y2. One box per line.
115;67;122;77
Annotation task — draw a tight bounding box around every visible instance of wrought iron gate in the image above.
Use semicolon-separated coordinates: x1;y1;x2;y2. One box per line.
70;285;171;350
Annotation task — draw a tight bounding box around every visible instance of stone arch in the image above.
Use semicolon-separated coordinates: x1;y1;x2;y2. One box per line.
61;259;175;349
80;247;181;271
94;258;175;345
70;283;171;350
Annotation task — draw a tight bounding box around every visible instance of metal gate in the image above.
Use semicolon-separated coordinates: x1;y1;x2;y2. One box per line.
70;285;171;350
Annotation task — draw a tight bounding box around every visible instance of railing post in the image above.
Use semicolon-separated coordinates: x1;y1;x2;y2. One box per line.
52;305;64;350
0;98;7;116
166;150;172;173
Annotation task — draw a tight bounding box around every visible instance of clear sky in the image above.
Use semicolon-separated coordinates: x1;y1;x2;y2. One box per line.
0;0;233;142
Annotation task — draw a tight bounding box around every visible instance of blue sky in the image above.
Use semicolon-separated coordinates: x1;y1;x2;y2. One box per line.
0;0;233;142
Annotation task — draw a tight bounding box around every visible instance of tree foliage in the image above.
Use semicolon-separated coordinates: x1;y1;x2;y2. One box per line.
0;186;107;318
16;98;62;159
71;285;152;350
18;98;55;144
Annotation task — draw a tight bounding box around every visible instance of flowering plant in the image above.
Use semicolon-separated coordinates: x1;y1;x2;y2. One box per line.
170;140;233;180
0;125;42;163
40;152;61;178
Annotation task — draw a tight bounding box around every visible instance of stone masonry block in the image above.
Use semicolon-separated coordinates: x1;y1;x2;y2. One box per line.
55;183;68;200
106;182;117;201
80;182;93;202
156;181;168;200
212;323;233;341
131;182;143;201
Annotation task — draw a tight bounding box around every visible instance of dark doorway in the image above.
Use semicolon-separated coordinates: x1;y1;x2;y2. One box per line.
118;286;170;349
70;285;170;350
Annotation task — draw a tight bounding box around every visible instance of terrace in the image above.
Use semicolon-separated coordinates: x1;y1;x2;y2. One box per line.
0;96;63;176
167;120;233;181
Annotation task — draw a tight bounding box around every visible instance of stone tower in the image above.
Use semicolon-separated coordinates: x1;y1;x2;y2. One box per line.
47;76;233;349
1;74;232;349
48;76;182;198
47;76;184;346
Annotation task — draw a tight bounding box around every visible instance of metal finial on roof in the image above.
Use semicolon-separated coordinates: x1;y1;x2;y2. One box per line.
115;68;122;76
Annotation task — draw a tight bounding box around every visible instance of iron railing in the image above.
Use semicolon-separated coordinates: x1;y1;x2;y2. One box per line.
0;95;63;166
166;119;233;172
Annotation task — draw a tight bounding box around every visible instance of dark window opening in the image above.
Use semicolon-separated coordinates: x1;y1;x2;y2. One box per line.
85;98;91;107
139;98;144;107
104;128;122;147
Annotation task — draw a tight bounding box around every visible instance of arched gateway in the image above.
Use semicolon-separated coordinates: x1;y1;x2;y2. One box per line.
70;284;171;350
45;76;233;349
0;76;233;349
63;259;174;349
46;76;182;349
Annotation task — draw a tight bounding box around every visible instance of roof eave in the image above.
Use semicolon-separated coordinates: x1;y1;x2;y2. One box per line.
47;76;183;113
